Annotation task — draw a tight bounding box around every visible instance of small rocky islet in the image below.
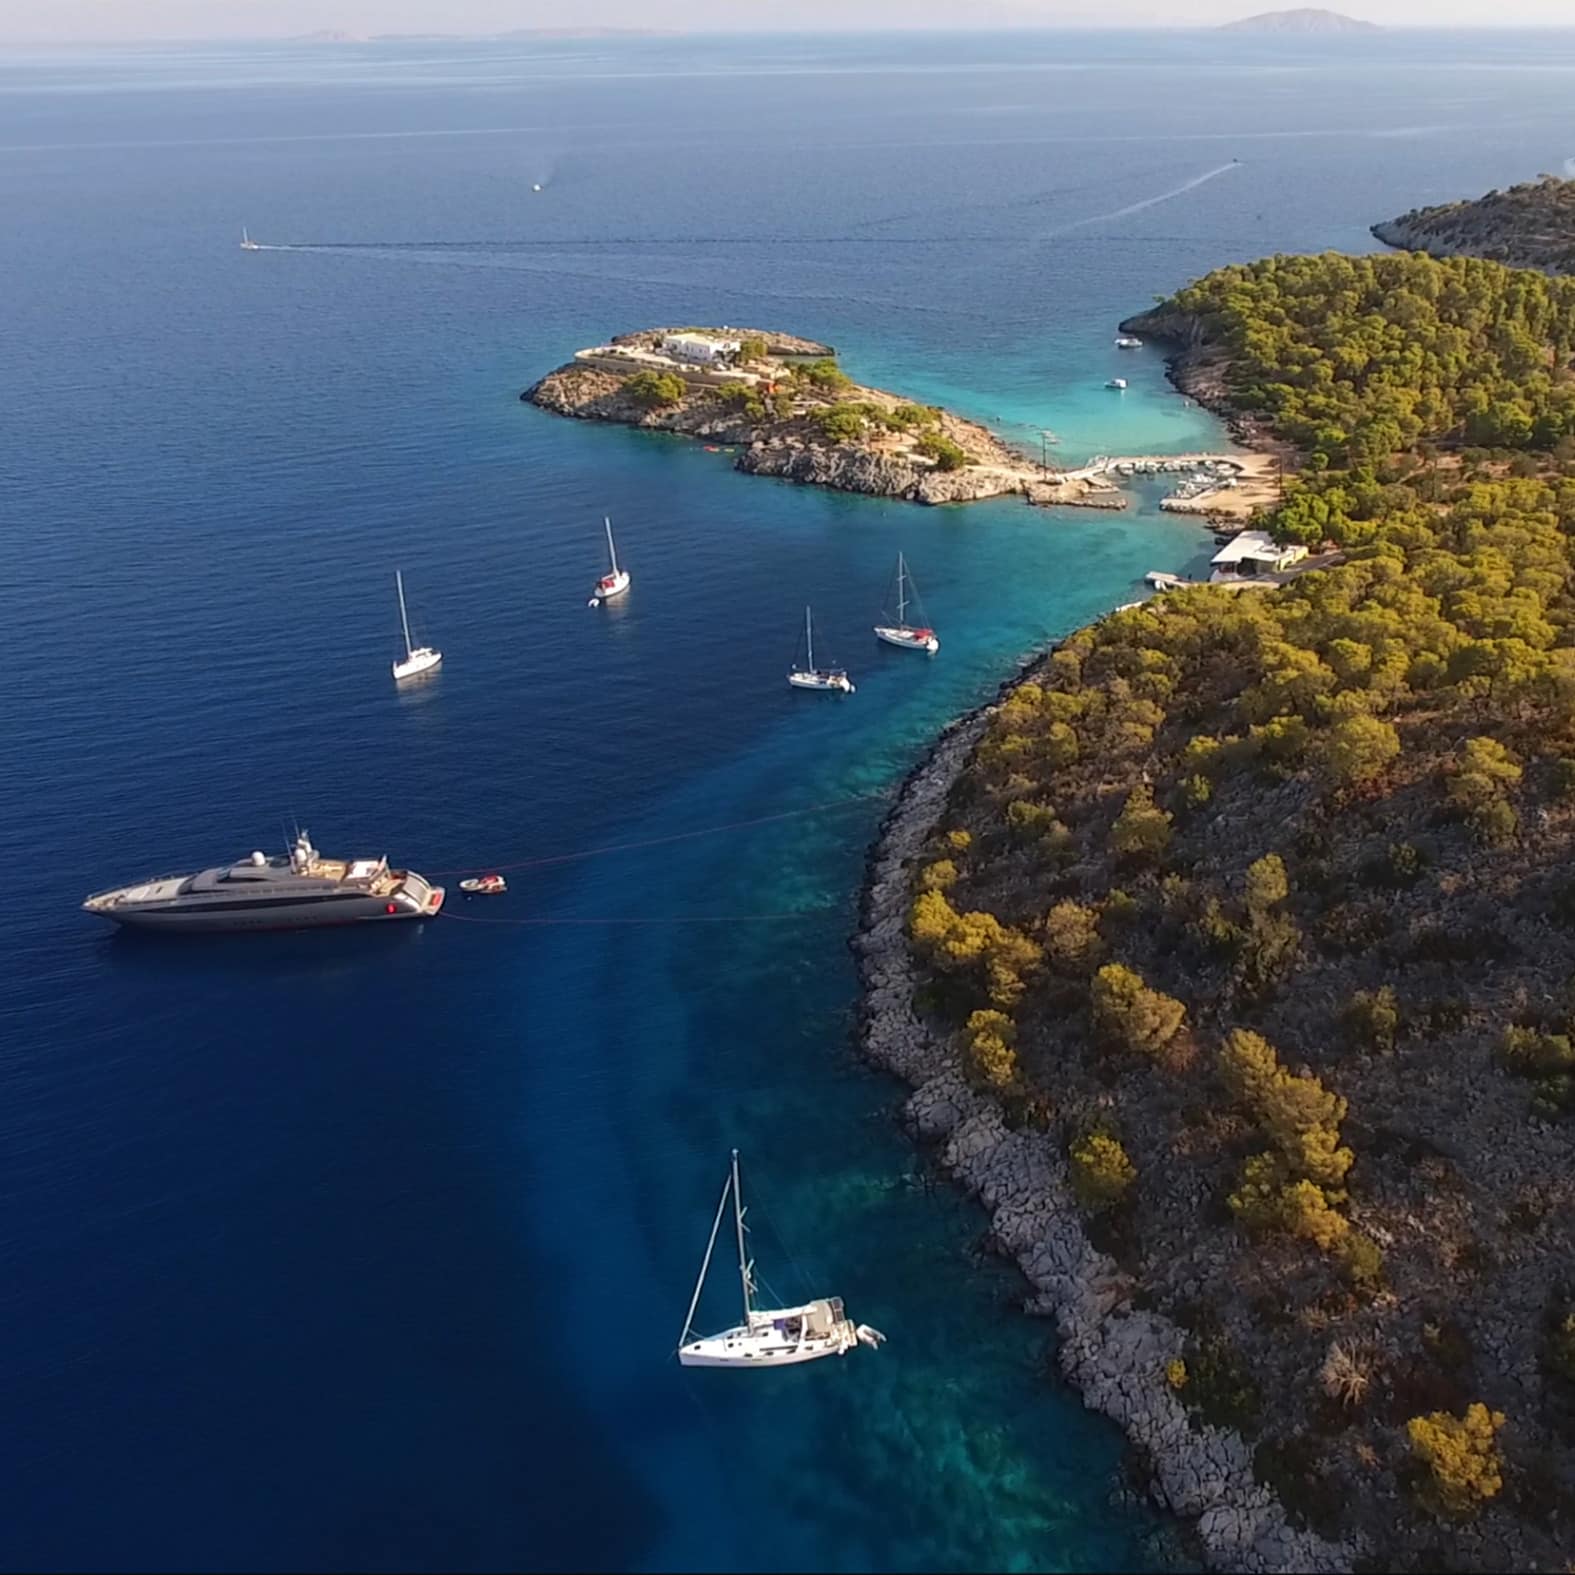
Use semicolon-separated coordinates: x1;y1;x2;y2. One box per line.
522;327;1127;509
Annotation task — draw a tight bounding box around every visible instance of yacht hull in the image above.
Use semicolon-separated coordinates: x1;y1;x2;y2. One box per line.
94;893;443;933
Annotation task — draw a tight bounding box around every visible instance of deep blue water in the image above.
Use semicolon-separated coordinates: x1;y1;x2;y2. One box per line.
6;27;1575;1573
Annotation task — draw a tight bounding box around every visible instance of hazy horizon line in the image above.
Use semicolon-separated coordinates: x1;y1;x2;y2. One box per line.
7;20;1575;47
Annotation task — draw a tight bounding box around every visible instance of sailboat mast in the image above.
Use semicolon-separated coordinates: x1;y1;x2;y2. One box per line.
731;1149;753;1320
605;517;618;576
804;606;814;673
897;553;908;625
396;570;414;659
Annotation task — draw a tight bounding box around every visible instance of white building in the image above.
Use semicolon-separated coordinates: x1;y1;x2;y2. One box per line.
661;333;742;366
1209;530;1308;582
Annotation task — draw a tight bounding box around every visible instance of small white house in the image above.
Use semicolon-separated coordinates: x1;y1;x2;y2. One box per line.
661;333;742;366
1209;530;1308;582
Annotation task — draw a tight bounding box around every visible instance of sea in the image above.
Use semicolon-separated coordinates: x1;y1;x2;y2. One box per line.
5;26;1575;1573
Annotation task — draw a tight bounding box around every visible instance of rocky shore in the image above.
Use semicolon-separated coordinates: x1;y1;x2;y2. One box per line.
1117;307;1298;470
524;328;1130;509
852;652;1356;1574
1370;177;1575;276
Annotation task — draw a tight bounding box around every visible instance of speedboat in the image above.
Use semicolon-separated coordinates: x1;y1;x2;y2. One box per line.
459;874;507;895
240;227;260;251
1115;335;1143;348
1106;378;1128;390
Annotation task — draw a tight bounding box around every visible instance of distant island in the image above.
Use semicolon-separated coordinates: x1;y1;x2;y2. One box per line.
523;329;1154;509
860;242;1575;1572
1221;8;1380;32
1374;174;1575;275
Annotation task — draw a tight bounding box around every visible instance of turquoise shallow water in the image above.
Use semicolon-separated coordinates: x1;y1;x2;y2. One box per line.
7;27;1575;1572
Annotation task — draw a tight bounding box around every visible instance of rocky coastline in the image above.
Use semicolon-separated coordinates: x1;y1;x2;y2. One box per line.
523;327;1130;510
1117;307;1298;469
852;649;1357;1574
1369;177;1575;276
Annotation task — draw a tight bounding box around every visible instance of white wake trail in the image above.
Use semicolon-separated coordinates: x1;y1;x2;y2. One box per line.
1038;160;1243;240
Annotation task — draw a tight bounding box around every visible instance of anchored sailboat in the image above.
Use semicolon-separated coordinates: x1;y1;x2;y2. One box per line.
391;570;443;681
588;517;630;607
874;552;939;654
677;1150;885;1369
788;605;854;694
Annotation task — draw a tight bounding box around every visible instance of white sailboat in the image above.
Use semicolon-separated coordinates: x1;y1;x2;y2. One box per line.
874;552;939;654
588;516;630;607
788;605;854;694
240;227;260;251
677;1150;885;1369
391;570;443;681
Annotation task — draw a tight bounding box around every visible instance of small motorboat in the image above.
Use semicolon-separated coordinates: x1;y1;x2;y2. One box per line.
1105;378;1128;391
704;445;721;452
1114;335;1143;349
459;873;507;895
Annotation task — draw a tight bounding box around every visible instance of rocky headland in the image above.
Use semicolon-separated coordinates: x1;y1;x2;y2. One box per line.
860;246;1575;1572
854;653;1356;1575
523;327;1128;510
1373;176;1575;276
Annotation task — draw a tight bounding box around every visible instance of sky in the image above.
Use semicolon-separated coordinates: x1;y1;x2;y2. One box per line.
3;0;1574;45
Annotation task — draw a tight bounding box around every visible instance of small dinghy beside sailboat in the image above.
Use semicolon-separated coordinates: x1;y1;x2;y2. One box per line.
677;1150;885;1369
588;517;630;607
874;552;939;654
391;570;443;681
788;605;854;694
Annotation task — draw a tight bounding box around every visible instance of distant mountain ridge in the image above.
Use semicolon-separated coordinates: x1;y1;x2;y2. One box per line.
1221;8;1380;31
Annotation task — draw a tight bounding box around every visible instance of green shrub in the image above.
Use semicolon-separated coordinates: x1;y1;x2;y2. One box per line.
1091;964;1186;1057
810;403;866;444
624;370;687;409
1068;1131;1137;1212
1109;785;1173;863
915;431;968;471
1406;1404;1507;1516
1344;987;1400;1054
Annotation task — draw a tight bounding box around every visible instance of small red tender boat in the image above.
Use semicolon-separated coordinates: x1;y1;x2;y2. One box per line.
459;874;507;895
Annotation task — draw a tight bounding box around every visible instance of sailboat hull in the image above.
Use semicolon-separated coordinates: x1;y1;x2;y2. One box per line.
874;625;939;653
392;648;443;681
678;1332;855;1367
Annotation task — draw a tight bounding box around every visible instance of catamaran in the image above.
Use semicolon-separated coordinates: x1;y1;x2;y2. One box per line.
788;605;854;694
677;1150;885;1369
240;227;260;251
588;517;630;607
391;570;443;681
874;552;939;654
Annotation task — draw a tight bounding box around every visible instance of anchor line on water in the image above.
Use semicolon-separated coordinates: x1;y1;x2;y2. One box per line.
427;790;893;878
